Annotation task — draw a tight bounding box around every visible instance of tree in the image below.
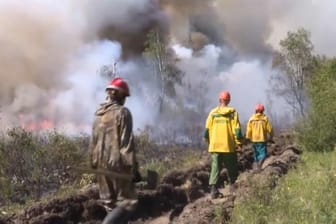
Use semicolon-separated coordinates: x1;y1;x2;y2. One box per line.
298;59;336;151
271;28;315;118
99;61;119;80
143;30;183;112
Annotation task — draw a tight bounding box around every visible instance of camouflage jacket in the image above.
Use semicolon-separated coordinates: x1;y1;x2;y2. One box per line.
89;101;136;170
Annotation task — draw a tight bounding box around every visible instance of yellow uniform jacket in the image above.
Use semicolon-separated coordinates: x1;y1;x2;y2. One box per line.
204;106;242;153
246;113;273;143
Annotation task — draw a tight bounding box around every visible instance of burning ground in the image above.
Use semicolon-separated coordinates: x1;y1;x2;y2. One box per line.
0;133;301;224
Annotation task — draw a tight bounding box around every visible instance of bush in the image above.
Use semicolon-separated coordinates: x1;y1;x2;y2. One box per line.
0;128;88;205
0;127;203;208
297;59;336;151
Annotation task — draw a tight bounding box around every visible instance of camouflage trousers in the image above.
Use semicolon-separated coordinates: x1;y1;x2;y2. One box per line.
97;167;138;212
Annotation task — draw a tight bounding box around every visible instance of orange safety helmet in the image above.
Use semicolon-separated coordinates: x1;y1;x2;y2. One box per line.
255;103;264;113
106;77;130;96
219;91;231;101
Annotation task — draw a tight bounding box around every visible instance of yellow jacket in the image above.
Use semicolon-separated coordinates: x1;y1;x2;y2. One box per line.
204;106;242;153
246;113;273;143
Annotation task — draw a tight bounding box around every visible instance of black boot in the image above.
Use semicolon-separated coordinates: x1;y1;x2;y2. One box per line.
102;207;131;224
210;185;223;199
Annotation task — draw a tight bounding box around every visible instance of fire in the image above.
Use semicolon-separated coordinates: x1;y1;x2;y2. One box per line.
17;112;91;134
19;114;55;131
40;120;54;130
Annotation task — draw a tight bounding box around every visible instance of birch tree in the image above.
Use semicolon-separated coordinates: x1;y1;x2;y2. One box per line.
271;28;315;118
143;30;183;112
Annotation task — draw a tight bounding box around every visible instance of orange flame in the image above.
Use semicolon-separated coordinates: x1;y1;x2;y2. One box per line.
40;120;54;130
19;114;55;131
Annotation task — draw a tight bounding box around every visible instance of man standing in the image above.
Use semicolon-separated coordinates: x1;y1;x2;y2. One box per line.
89;77;139;223
204;91;243;199
245;103;273;170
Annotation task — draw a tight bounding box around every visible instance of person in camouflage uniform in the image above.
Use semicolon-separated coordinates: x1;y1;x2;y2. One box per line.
89;77;139;222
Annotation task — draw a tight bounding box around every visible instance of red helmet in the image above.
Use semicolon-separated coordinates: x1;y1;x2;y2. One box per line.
106;77;130;96
219;91;231;101
255;103;264;113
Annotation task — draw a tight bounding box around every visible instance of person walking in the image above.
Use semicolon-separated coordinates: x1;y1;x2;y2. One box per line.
89;77;140;223
204;91;243;199
245;103;273;171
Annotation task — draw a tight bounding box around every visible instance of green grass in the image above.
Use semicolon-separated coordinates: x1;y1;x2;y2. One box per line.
140;151;202;180
138;146;203;181
141;159;167;178
0;184;81;217
213;204;227;224
230;150;336;224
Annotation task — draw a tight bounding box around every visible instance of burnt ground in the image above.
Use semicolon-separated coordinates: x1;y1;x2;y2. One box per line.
0;134;302;224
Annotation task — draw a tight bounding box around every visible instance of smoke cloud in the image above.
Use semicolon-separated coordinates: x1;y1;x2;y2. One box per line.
163;0;336;57
0;1;81;108
163;0;336;122
0;0;336;136
0;0;163;131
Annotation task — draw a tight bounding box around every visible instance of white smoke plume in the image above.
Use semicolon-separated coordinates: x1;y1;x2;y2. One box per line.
0;0;162;132
0;0;336;136
166;0;336;127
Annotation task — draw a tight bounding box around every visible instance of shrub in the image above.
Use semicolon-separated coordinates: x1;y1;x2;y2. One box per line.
0;127;203;208
296;59;336;151
0;128;88;205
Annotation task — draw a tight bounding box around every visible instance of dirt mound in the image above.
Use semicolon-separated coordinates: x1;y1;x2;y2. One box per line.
1;137;302;224
174;144;301;224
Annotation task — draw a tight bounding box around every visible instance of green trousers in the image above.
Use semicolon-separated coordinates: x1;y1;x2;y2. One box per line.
209;152;238;186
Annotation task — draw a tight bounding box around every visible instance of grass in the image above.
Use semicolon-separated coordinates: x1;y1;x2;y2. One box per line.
141;159;167;178
213;204;226;224
0;184;81;217
139;148;203;180
229;150;336;224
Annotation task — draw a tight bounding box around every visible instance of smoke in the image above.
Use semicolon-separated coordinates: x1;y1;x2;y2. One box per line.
162;0;336;57
1;0;336;136
51;40;123;134
164;0;336;122
266;0;336;57
217;61;273;121
0;1;81;108
0;0;163;131
172;44;273;122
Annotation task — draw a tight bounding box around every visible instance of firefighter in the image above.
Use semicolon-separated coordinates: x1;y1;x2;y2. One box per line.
204;91;243;199
245;103;273;170
89;77;140;223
